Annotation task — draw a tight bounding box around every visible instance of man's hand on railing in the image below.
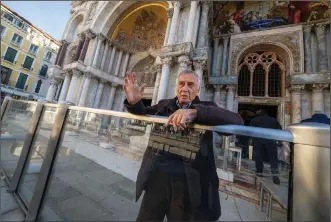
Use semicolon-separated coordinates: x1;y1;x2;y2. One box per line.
166;109;197;131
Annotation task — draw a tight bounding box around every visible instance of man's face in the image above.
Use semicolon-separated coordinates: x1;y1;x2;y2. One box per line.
176;73;199;105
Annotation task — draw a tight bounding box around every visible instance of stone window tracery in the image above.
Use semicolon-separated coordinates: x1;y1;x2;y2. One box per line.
237;52;285;97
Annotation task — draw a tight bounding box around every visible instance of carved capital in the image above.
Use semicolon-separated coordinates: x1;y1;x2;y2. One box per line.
84;72;92;79
290;84;304;93
111;83;119;88
214;85;222;91
193;59;207;71
97;33;105;41
100;79;107;84
166;8;174;18
226;85;236;91
156;64;162;73
60;39;69;46
173;1;181;9
161;56;173;65
315;23;326;34
178;55;191;66
77;32;85;41
312;84;329;93
303;25;313;32
85;29;96;39
50;78;60;85
72;69;81;77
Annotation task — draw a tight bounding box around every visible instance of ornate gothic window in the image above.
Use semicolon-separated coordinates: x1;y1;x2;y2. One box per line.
237;52;285;97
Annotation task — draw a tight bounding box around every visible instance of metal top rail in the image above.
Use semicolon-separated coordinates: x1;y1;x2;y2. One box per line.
68;105;294;142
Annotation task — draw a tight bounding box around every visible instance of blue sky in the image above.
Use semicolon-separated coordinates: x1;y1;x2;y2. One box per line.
3;1;71;40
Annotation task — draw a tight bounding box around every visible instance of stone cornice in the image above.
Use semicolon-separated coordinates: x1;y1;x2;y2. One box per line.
160;42;194;59
287;72;330;85
208;75;238;85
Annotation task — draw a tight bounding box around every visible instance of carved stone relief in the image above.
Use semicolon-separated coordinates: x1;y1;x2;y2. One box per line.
132;56;157;87
85;2;98;26
230;30;302;75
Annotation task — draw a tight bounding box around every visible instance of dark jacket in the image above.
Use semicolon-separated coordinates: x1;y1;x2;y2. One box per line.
249;114;282;130
301;113;330;125
124;96;243;220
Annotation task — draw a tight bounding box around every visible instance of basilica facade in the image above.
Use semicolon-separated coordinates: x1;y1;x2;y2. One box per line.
46;1;330;129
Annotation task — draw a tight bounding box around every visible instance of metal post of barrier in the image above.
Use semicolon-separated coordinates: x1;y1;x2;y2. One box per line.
8;101;45;192
223;136;230;170
1;96;12;121
25;103;69;222
287;123;330;221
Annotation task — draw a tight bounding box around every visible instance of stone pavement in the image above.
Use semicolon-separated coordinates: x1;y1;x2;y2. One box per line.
1;175;25;221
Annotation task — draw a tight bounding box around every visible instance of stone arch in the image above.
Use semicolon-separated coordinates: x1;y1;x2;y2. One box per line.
62;11;85;42
235;43;293;76
91;1;170;36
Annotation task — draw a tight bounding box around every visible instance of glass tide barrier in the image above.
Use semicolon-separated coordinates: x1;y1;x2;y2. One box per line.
0;97;329;221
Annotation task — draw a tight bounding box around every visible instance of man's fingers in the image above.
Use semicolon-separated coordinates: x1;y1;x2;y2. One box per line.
139;83;146;93
126;72;132;84
179;116;187;128
132;72;137;84
166;114;175;125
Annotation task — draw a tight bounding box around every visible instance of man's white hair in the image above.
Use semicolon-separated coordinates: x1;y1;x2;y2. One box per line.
175;69;201;90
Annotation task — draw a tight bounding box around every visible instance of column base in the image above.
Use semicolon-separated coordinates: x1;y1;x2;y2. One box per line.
320;70;329;73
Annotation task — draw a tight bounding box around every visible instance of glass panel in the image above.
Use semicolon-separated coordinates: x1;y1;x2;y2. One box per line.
215;134;290;221
38;110;205;221
1;100;37;179
17;106;58;206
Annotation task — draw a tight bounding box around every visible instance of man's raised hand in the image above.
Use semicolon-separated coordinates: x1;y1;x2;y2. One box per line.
123;72;146;105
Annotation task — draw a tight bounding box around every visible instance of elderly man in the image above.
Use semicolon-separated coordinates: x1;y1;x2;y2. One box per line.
123;70;243;221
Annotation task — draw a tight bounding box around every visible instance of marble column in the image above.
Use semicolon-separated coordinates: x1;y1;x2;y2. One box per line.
79;31;93;63
78;73;92;107
220;87;226;109
107;45;117;74
226;85;235;111
164;8;173;46
66;69;80;104
114;50;123;76
58;71;71;103
192;3;201;48
75;33;85;61
120;53;130;78
303;25;313;73
213;85;221;107
92;34;105;68
46;79;59;102
312;84;328;113
301;89;312;120
167;1;181;45
152;64;162;105
315;23;329;72
75;76;85;105
290;84;304;124
178;55;191;73
185;1;198;43
57;40;69;67
323;88;330;117
93;79;106;108
197;2;211;48
193;59;207;98
217;40;224;76
54;44;63;65
157;57;173;102
213;38;220;76
88;37;98;66
221;36;229;75
106;83;118;110
100;40;110;71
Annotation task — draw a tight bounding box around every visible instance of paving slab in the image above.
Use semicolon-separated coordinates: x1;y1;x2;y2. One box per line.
1;208;25;221
1;187;19;214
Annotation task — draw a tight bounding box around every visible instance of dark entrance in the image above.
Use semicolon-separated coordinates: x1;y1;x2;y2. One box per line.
236;104;278;158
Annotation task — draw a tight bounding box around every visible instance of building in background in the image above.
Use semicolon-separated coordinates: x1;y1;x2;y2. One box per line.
48;1;330;128
1;3;60;101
